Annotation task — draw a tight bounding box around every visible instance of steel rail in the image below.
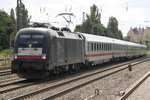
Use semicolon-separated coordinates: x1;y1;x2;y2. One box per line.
118;71;150;100
0;70;11;76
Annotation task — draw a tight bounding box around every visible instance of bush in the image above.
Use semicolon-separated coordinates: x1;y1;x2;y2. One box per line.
0;48;14;59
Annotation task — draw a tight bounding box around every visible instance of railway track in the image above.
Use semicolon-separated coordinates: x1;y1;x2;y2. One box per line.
0;59;4;61
0;69;11;76
8;57;149;100
0;79;40;94
0;77;20;84
0;77;57;94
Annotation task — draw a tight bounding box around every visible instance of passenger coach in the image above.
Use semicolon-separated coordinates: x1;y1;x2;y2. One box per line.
81;33;147;66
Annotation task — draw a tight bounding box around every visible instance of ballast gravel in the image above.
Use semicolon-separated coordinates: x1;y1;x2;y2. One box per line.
56;60;150;100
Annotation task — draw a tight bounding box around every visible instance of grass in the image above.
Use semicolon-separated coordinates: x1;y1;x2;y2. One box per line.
147;50;150;54
0;49;13;67
0;62;11;66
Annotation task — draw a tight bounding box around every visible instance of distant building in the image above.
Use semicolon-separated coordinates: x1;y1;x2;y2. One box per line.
127;27;150;42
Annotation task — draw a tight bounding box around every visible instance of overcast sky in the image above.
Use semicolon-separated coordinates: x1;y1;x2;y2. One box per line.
0;0;150;36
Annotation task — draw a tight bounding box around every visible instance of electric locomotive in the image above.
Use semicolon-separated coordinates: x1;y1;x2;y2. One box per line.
11;28;51;78
11;24;85;79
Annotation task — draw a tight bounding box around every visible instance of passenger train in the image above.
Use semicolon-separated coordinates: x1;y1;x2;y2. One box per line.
11;23;147;79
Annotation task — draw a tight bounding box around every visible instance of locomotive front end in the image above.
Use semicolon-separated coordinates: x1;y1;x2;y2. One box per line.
11;28;50;79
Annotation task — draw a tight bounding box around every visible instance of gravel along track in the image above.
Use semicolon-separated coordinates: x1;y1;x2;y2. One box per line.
2;57;148;100
57;58;150;100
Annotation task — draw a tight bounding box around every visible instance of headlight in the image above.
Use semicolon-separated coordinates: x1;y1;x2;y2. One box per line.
14;54;17;59
42;54;46;59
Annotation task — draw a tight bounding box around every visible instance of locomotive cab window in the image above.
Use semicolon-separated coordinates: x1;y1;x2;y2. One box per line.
19;35;31;44
31;35;44;44
18;34;44;47
19;34;44;44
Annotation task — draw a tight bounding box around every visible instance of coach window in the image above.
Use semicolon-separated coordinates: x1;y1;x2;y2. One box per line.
97;43;99;51
88;43;90;51
116;45;118;50
94;43;96;51
107;44;109;51
93;43;94;51
99;43;100;51
106;44;108;51
93;43;95;51
91;43;93;51
99;43;101;51
104;44;106;51
103;44;105;51
100;43;101;51
97;43;98;51
103;44;104;51
95;43;97;51
102;44;103;51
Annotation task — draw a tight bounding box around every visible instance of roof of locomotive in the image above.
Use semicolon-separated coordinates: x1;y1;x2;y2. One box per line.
17;27;84;40
17;27;50;35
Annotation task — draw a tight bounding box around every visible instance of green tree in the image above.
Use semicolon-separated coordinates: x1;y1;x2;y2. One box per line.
16;0;30;31
106;16;123;39
74;4;105;36
0;10;14;51
123;36;131;41
10;8;17;47
10;9;15;23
